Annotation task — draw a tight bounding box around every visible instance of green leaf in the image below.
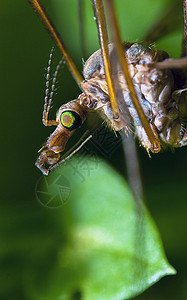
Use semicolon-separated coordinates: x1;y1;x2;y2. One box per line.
34;157;176;300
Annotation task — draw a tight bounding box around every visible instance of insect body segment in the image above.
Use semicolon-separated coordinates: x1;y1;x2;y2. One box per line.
35;99;88;175
83;43;187;149
36;43;187;175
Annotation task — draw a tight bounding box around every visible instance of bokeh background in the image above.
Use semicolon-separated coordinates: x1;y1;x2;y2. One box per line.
0;0;186;299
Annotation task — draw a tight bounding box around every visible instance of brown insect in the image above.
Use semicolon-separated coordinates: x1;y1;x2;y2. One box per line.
28;0;187;177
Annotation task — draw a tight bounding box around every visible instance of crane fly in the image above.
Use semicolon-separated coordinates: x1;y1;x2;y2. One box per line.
28;0;187;177
28;0;186;298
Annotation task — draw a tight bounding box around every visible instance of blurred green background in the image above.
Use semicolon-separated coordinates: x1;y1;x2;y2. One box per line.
0;0;186;299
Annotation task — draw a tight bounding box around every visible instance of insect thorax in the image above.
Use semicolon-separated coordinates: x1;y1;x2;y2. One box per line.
80;42;187;149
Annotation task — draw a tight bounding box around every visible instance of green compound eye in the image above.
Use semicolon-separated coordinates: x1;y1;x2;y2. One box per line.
60;110;82;130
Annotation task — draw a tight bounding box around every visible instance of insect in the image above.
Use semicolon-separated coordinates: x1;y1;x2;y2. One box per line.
29;0;187;177
28;0;186;298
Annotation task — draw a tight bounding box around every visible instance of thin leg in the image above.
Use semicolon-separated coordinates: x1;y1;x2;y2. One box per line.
28;0;83;86
91;0;120;119
105;0;161;153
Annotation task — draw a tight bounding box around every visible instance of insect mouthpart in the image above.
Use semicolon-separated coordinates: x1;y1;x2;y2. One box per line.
35;99;88;176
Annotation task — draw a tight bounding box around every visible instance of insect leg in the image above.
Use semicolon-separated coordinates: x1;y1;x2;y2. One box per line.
105;0;161;153
28;0;83;86
91;0;120;119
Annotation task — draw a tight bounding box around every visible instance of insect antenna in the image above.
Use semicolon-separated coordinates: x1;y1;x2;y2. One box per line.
43;48;63;126
46;57;63;116
42;47;54;125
